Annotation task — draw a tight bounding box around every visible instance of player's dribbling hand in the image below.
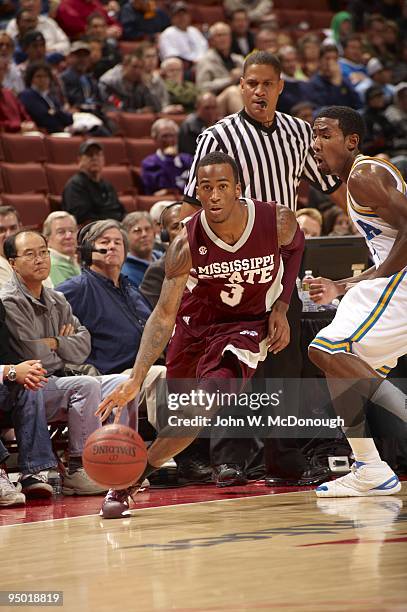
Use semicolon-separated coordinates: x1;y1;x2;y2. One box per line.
267;309;290;354
309;277;338;305
95;379;140;423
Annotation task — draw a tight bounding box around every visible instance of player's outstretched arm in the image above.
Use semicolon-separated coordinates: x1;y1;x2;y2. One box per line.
348;163;407;278
267;206;304;353
96;230;192;423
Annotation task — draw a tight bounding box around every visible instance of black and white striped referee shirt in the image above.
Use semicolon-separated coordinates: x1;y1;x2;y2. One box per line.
183;109;341;211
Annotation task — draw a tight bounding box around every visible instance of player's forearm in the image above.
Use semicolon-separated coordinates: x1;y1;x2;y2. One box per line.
335;265;377;295
279;226;305;304
130;309;175;387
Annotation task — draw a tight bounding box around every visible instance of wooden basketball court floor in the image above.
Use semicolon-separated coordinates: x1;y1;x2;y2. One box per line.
1;482;406;612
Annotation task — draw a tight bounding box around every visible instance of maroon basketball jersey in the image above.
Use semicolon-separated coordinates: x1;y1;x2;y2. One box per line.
178;198;283;326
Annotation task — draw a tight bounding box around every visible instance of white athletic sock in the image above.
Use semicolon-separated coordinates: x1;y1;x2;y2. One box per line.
347;437;381;466
371;380;407;423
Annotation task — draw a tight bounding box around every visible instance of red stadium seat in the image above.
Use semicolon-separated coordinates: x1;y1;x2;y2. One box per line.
0;166;4;192
119;113;156;138
94;137;129;165
0;193;50;229
189;4;225;24
118;40;142;56
45;136;84;164
0;162;48;193
135;195;164;211
125;138;156;166
310;11;334;29
119;195;138;213
1;133;47;163
158;113;187;127
0;137;4;161
45;163;78;195
101;165;135;194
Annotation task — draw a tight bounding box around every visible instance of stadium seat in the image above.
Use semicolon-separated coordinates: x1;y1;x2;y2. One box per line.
119;195;138;213
45;163;78;195
0;166;4;192
118;40;142;56
0;193;50;229
135;195;164;211
101;165;135;194
310;11;334;29
125;138;156;166
158;113;187;127
119;113;156;138
0;162;48;193
45;136;84;164
0;137;4;161
189;4;225;24
1;133;48;163
94;137;129;165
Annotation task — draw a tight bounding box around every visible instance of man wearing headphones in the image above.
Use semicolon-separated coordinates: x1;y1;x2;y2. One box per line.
57;219;165;432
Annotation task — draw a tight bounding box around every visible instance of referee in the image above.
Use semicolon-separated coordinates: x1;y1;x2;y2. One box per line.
182;50;346;487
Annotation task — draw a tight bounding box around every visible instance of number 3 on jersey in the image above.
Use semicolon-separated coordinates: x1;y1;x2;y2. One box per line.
356;219;382;241
220;284;244;307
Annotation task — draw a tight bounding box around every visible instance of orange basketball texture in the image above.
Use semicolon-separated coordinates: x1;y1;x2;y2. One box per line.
83;424;147;488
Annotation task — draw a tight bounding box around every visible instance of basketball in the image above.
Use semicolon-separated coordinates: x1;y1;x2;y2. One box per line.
82;424;147;489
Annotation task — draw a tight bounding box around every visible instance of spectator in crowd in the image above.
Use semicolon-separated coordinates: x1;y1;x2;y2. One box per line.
339;34;368;86
290;100;315;124
18;29;46;77
139;202;182;308
85;12;121;79
224;0;274;26
295;208;323;238
0;56;36;132
277;45;307;114
383;19;399;60
360;84;397;157
0;349;58;502
56;0;121;40
57;220;154;376
254;27;279;54
322;205;352;236
19;61;73;133
392;38;407;84
138;42;182;114
0;206;21;286
0;32;24;93
141;118;193;196
121;212;162;288
6;0;70;56
13;9;38;65
385;81;407;156
158;2;208;64
329;11;353;54
99;51;160;113
62;140;125;225
43;212;80;286
1;229;139;495
120;0;169;42
61;41;112;135
196;22;244;116
297;33;321;79
160;57;197;114
178;92;219;156
363;14;392;64
303;44;362;111
355;57;395;104
230;8;255;57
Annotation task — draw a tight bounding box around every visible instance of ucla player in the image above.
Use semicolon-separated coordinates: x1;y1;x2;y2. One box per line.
96;151;304;518
308;106;407;497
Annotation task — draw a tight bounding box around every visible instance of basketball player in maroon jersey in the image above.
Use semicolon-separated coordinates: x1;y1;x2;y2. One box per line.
96;151;305;518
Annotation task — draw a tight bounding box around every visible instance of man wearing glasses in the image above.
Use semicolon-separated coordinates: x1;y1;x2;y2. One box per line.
0;229;139;496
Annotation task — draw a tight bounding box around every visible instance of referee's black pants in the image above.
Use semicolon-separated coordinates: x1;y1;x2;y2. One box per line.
210;290;308;478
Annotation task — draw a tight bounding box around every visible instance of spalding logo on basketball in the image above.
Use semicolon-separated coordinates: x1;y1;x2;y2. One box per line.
83;424;147;489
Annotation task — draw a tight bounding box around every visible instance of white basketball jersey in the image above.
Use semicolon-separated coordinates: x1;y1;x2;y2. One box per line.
347;155;406;267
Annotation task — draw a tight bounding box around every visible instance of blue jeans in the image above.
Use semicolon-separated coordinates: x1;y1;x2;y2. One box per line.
0;384;57;474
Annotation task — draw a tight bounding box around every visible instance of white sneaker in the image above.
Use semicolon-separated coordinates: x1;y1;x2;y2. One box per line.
0;468;26;506
315;461;401;497
62;468;107;496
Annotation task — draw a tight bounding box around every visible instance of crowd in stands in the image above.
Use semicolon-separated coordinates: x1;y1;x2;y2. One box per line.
0;0;407;506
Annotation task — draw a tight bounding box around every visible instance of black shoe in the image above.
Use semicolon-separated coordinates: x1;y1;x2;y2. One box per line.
213;464;248;487
265;465;330;487
176;458;213;484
